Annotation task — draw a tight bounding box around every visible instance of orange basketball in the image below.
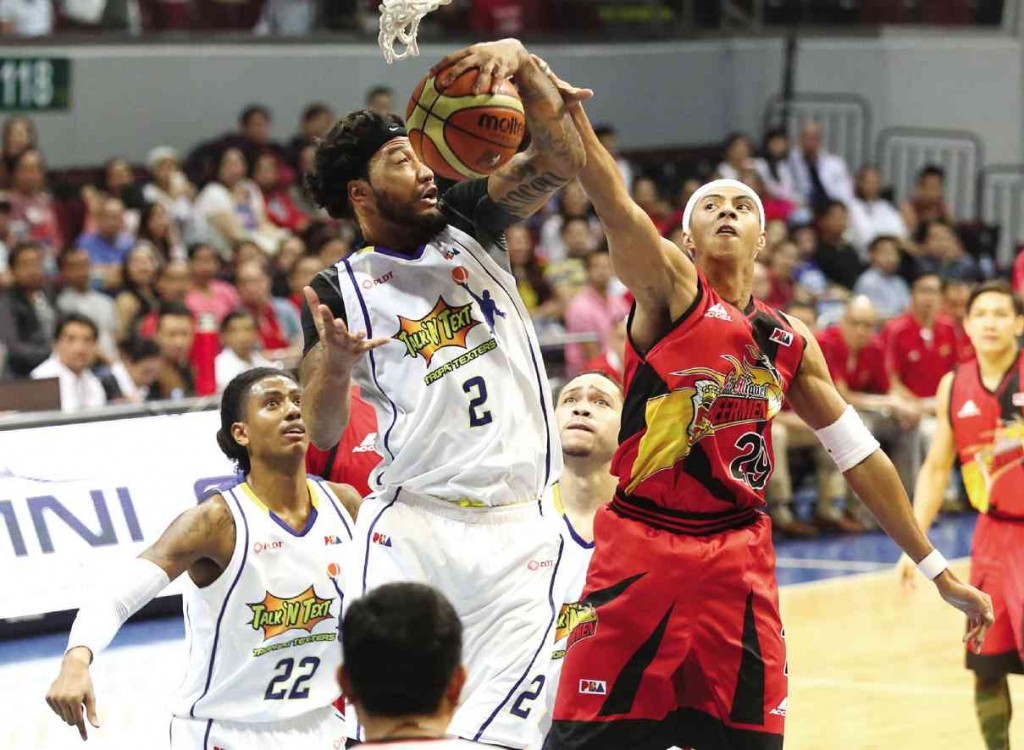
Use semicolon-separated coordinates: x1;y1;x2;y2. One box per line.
406;66;526;181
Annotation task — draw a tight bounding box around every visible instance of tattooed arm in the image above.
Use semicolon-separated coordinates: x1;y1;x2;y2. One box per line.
430;39;586;219
141;493;236;585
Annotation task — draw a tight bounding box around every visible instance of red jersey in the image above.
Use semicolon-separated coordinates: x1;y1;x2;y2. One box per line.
612;275;806;533
816;325;889;394
946;315;976;364
882;312;958;398
949;353;1024;519
304;386;381;497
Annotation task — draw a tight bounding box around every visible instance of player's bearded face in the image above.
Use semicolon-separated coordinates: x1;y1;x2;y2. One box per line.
368;144;446;234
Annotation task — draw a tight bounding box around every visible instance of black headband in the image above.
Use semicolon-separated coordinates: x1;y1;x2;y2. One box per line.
354;119;408;177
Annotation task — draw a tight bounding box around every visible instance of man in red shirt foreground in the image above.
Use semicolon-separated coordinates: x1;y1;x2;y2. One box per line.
899;280;1024;750
540;63;992;750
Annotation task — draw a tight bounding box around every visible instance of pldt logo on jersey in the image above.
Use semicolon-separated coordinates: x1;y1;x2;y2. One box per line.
247;586;335;643
393;296;480;366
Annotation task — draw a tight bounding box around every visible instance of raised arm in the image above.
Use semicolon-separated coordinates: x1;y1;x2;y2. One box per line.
45;496;236;741
784;317;992;647
429;40;585;219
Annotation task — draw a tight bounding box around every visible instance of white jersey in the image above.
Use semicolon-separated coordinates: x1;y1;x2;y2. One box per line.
531;483;596;747
173;478;354;723
361;740;488;748
329;222;560;506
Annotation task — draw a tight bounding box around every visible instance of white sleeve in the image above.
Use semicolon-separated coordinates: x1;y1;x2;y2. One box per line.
66;557;171;660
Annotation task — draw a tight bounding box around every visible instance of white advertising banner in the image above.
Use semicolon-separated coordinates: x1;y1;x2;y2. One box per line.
0;410;237;619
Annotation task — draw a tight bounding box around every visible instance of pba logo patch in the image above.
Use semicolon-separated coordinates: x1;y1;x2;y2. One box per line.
324;535;344;546
393;296;480;366
769;328;793;347
579;679;607;695
372;532;393;547
247;586;334;641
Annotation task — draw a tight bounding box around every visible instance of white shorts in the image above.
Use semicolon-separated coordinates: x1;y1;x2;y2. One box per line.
348;488;563;750
170;706;346;750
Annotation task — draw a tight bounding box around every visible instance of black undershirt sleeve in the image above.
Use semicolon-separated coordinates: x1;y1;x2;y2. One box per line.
301;265;347;357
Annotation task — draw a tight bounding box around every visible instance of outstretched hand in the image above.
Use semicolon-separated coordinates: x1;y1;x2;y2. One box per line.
530;55;594;108
934;569;994;653
303;286;388;373
430;39;530;95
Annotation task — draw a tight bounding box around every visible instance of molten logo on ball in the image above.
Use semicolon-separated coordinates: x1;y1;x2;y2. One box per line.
477;113;524;137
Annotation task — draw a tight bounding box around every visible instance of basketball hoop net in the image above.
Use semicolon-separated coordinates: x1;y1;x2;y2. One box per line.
378;0;452;64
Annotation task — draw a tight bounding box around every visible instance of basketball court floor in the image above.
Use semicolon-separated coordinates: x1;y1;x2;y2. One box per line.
2;513;1020;749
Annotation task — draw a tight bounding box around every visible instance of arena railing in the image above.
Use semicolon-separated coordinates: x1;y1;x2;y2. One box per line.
875;126;985;222
762;92;873;174
979;164;1024;267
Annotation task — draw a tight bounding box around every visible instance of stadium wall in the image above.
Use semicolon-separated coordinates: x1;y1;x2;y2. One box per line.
16;32;1023;169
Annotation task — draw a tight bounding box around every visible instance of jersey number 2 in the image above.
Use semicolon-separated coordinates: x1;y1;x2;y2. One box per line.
264;656;321;700
463;376;493;427
510;674;546;719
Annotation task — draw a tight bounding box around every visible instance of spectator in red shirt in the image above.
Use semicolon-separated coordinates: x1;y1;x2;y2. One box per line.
252;150;309;235
305;384;381;497
882;271;959;407
765;239;800;309
235;259;302;354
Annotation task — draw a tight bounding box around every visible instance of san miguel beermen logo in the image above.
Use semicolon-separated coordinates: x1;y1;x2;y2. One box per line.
553;602;598;660
247;586;336;657
963;420;1024;513
627;345;785;493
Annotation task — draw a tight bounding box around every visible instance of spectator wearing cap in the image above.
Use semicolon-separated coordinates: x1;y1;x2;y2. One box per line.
100;336;162;403
846;165;907;257
184;242;240;326
852;236;910;322
812;200;863;291
215;310;276;392
149;302;195;400
881;272;959;411
235;259;301;353
30;313;106;412
900;164;954;237
1;116;36;178
0;242;55;377
8;149;62;263
77;197;135;289
564;249;630;376
56;247;119;362
142;145;196;233
192;147;288;260
788;121;855;212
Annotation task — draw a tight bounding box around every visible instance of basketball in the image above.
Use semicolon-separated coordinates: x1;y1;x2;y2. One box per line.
451;265;469;283
405;66;526;181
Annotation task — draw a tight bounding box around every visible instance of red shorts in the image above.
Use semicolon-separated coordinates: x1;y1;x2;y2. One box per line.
545;507;785;750
967;513;1024;680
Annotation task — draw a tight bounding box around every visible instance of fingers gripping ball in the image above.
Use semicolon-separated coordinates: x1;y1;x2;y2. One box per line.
406;66;526;181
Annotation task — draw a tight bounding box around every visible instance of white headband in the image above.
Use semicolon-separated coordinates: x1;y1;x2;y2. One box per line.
681;178;765;234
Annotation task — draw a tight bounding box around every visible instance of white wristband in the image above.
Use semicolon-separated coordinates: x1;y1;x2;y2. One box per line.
917;549;948;580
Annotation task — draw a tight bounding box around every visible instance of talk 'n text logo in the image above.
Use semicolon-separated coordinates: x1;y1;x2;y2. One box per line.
247;586;334;641
393;296;480;366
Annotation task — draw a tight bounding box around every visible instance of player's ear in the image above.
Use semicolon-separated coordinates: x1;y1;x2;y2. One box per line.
755;229;767;256
348;180;370;210
1015;314;1024;338
682;231;696;254
447;664;467;708
231;422;250;449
